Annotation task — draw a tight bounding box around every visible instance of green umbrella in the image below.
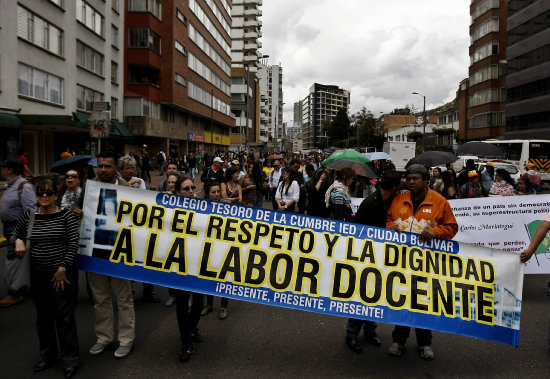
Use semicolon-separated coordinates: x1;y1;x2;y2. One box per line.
323;149;370;165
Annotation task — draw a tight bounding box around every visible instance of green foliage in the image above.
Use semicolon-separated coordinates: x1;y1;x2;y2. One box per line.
390;106;412;115
432;127;455;136
407;130;423;141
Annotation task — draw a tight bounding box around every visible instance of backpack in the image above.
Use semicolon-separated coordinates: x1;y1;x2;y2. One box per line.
17;180;34;199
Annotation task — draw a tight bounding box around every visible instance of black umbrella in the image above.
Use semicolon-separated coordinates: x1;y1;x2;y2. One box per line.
405;151;458;169
455;142;504;157
324;159;377;178
50;155;96;175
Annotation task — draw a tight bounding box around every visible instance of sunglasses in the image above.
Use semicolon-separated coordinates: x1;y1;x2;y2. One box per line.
181;185;196;191
37;190;56;197
65;174;78;179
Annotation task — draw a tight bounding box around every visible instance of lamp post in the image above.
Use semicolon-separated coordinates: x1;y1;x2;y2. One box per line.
412;92;426;147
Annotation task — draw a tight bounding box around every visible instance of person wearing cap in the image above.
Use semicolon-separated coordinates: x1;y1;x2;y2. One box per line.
460;170;488;198
269;160;282;210
0;158;36;306
201;157;224;184
231;159;245;180
344;172;402;353
481;162;496;192
386;164;458;360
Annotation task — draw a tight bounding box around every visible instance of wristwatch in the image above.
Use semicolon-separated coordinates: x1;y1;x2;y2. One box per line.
284;205;287;209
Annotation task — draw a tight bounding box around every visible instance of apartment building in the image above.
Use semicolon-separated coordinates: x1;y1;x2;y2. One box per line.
459;0;507;141
230;0;262;152
505;0;550;139
258;63;283;146
0;0;125;174
124;0;235;157
301;84;350;151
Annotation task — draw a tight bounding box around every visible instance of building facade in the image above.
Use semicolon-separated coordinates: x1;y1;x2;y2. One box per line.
0;0;125;174
301;83;350;151
505;0;550;139
229;0;262;152
125;0;235;158
258;63;283;148
459;0;508;141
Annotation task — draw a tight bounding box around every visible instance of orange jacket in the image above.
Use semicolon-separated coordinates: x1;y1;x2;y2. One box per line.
386;189;458;240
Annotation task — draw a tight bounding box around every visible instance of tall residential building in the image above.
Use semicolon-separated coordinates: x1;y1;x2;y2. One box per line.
459;0;507;141
125;0;235;157
258;63;283;145
293;100;303;128
505;0;550;138
230;0;263;152
301;84;350;150
0;0;125;174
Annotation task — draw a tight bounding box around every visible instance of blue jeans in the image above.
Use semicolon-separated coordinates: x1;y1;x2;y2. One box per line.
392;325;432;347
346;319;377;337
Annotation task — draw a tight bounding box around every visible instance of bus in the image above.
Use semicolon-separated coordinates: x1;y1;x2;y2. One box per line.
482;140;550;183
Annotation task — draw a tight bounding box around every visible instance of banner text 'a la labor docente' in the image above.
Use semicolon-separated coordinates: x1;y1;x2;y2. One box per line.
79;182;524;346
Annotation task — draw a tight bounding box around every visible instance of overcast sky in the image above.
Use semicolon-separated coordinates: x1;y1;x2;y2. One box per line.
260;0;470;124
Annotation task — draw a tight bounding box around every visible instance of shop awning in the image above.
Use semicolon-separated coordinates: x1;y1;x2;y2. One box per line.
110;120;134;140
73;112;90;123
0;113;22;128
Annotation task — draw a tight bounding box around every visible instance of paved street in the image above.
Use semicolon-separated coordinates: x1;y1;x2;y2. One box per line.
1;170;550;378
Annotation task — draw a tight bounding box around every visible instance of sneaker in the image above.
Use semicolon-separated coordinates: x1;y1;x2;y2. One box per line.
388;342;404;357
418;345;434;360
165;296;176;307
364;332;382;347
114;345;132;358
201;305;213;316
345;336;363;353
0;295;24;307
219;307;228;320
89;343;110;355
179;346;193;363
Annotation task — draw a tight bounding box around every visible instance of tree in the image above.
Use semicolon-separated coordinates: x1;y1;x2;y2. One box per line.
326;108;351;147
390;106;413;115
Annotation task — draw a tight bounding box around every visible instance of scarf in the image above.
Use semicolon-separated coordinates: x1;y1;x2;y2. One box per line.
324;180;351;208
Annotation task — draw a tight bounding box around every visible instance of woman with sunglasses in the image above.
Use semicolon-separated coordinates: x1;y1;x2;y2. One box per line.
275;167;300;212
60;170;82;214
11;179;80;378
172;176;203;363
200;181;230;319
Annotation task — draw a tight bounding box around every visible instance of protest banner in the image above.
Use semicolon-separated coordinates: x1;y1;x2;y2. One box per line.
448;194;550;274
79;182;524;346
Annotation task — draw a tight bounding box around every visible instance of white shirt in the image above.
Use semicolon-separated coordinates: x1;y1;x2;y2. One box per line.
269;168;282;189
275;180;300;205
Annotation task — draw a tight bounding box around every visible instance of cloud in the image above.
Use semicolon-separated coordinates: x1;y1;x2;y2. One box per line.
260;0;470;122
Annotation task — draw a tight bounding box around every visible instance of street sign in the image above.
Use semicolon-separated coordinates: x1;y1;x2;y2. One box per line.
90;111;110;138
92;101;110;112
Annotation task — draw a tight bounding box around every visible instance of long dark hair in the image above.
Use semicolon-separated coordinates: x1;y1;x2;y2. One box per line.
224;167;239;183
279;168;294;196
203;181;221;199
496;168;516;188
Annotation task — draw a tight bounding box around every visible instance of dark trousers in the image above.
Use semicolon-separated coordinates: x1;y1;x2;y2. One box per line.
392;325;432;347
270;187;278;210
31;269;79;367
175;290;203;348
346;319;377;337
206;295;228;308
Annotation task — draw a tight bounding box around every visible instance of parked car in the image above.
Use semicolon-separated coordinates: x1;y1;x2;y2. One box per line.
478;161;521;183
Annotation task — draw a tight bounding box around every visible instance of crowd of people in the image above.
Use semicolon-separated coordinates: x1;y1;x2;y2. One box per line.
0;147;547;377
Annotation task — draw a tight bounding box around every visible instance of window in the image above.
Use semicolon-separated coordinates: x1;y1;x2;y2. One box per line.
76;40;105;76
175;73;187;86
112;0;119;13
509;0;538;17
469;64;500;86
188;53;231;95
508;44;550;75
189;0;231;55
188;24;231;76
471;0;499;23
471;17;499;44
17;6;64;56
76;84;103;111
470;41;499;65
129;28;161;55
76;0;105;37
175;41;187;55
177;9;187;25
508;9;550;46
469;88;501;107
18;63;63;104
48;0;63;7
111;61;118;83
111;97;118;119
112;25;119;48
188;81;231;116
129;0;162;20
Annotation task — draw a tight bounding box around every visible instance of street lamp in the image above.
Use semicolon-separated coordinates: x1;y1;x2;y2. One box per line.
412;92;426;147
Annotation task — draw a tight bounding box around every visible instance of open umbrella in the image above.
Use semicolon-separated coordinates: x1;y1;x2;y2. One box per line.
324;159;377;178
267;154;283;160
365;152;391;161
405;151;457;169
323;149;369;165
50;155;96;174
455;141;505;157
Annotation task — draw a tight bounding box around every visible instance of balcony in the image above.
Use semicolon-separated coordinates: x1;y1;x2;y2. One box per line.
244;55;258;63
243;20;259;28
244;42;258;50
244;9;259;16
244;31;259;39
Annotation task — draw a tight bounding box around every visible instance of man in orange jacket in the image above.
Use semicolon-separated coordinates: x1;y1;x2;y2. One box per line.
386;164;458;360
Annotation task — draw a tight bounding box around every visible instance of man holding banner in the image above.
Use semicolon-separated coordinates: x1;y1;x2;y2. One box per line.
386;164;458;360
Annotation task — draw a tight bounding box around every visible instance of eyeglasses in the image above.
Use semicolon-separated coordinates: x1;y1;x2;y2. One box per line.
181;185;196;191
37;190;56;197
65;174;78;179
